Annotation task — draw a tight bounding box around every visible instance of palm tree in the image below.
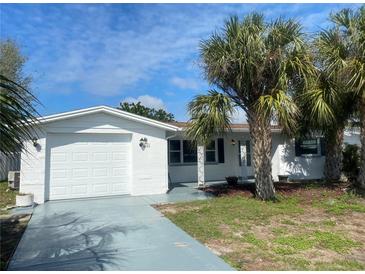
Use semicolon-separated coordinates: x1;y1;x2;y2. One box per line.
0;75;39;156
187;14;315;200
298;54;357;182
316;7;365;187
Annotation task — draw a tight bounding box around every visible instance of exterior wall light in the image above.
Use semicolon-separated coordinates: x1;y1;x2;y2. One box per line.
139;137;149;150
32;137;39;147
231;139;236;146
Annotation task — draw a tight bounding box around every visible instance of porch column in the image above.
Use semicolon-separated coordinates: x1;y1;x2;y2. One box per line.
197;145;205;187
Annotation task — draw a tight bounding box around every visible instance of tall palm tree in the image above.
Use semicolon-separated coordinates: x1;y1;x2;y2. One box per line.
298;58;356;182
0;75;39;156
316;7;365;187
187;14;315;200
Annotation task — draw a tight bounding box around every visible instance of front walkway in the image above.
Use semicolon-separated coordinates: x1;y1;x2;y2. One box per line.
8;184;233;270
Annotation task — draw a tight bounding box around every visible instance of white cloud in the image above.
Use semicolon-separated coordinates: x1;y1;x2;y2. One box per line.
170;77;200;90
123;95;166;110
5;4;358;100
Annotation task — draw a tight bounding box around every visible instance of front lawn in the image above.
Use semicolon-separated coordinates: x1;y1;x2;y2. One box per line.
0;180;18;214
157;182;365;270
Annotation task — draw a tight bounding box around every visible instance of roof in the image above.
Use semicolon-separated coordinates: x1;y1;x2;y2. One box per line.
168;121;282;132
35;106;180;131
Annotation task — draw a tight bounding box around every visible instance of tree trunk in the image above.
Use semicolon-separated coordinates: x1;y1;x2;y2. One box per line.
324;127;344;182
248;110;275;200
358;99;365;189
197;145;205;187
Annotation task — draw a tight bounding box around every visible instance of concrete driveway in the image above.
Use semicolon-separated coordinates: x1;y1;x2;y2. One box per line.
8;187;233;270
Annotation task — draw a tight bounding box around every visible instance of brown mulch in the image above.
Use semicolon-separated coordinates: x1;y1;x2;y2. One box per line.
201;180;352;198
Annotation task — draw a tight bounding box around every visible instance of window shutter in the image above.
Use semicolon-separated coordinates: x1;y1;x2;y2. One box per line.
320;137;326;156
295;139;301;157
246;140;251;166
238;140;242;166
217;138;225;163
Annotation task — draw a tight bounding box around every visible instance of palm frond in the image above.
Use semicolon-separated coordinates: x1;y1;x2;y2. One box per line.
186;90;234;145
256;90;299;135
0;75;40;156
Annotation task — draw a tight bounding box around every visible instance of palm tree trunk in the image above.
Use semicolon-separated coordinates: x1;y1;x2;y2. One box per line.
324;127;344;182
248;110;275;200
358;99;365;189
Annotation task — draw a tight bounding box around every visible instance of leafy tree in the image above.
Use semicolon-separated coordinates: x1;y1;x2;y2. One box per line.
118;101;175;122
316;7;365;187
0;39;32;101
187;14;315;200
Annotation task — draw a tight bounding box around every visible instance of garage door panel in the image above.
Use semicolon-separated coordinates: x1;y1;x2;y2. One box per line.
48;133;130;200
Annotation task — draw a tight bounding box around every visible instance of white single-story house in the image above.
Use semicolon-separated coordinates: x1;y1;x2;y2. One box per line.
19;105;360;204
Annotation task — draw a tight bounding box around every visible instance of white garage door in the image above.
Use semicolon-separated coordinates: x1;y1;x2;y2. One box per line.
48;133;131;200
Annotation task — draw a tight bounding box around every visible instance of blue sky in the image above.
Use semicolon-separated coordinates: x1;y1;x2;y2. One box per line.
1;3;360;122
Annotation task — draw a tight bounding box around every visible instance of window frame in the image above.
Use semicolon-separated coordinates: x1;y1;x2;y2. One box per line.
297;138;321;157
205;140;217;163
168;139;218;165
168;140;182;164
182;140;198;163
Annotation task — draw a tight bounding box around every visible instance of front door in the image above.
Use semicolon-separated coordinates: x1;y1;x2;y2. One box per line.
239;139;254;179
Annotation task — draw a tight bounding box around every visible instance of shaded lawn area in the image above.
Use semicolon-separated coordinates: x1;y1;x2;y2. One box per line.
0;181;30;270
156;181;365;270
0;180;18;214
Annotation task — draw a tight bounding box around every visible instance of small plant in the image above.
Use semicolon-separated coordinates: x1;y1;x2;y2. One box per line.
225;176;238;186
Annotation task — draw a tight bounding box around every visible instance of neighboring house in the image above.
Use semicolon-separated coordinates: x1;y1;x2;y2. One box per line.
19;106;360;204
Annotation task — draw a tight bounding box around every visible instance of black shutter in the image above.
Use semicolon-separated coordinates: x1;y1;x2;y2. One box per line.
320;137;326;156
246;140;251;166
238;140;242;166
217;138;225;163
295;139;301;157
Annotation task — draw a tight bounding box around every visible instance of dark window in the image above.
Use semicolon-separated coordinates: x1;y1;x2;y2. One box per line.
169;140;181;163
296;138;319;156
205;140;216;162
183;140;197;163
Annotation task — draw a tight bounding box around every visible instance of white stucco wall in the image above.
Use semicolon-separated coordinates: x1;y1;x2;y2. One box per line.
20;129;47;204
168;132;328;183
20;112;170;203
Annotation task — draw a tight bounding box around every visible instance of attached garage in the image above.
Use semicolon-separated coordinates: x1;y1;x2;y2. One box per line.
19;106;179;204
48;133;131;200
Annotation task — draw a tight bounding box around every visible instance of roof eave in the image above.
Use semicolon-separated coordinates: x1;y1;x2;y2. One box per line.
35;106;180;132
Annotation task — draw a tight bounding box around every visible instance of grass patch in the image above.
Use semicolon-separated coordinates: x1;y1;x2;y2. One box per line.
315;193;365;215
274;230;361;253
314;260;365;270
0;181;18;214
274;234;317;250
242;233;266;248
158;185;365;270
281;219;296;225
313;231;361;253
273;246;296;255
